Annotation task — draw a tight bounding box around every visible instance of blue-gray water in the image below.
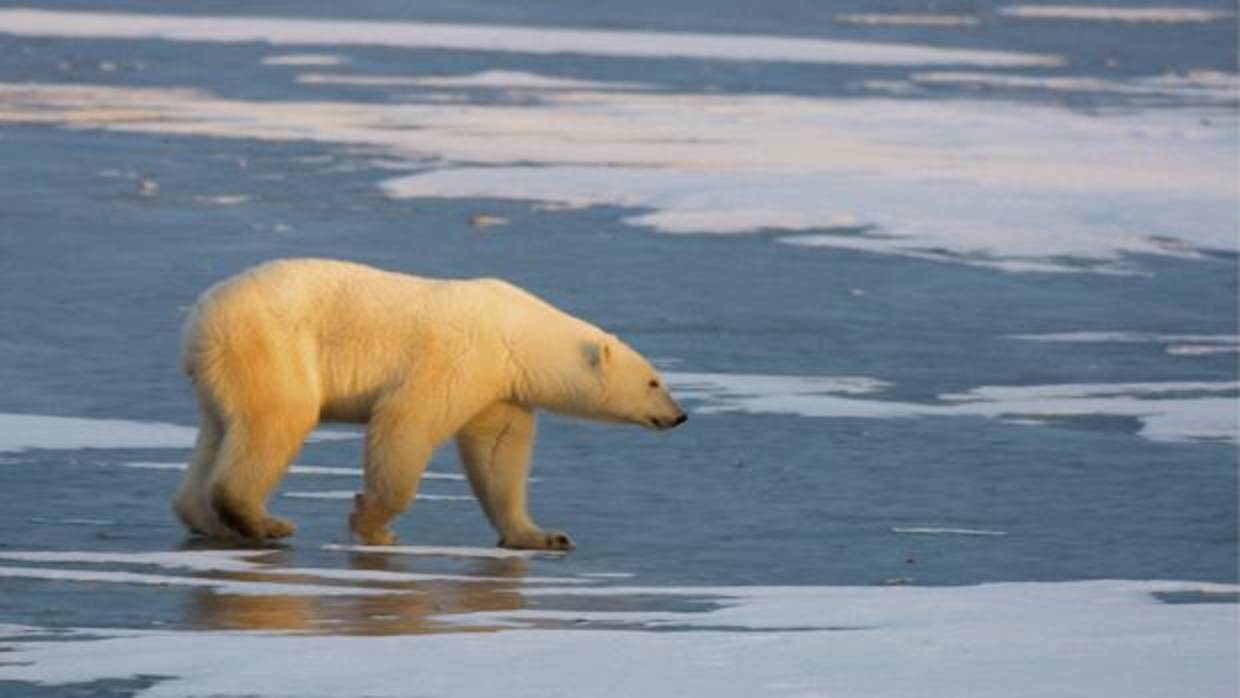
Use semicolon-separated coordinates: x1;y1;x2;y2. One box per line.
0;0;1236;671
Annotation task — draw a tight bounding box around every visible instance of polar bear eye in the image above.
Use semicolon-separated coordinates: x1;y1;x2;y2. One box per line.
648;380;660;389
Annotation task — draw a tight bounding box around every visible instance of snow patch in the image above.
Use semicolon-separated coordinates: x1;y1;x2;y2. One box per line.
0;581;1234;697
0;8;1062;67
261;53;347;66
192;194;251;205
1008;331;1239;345
0;82;1232;274
0;413;197;453
0;414;356;454
910;70;1240;103
892;527;1009;536
299;70;651;91
679;374;1239;444
665;372;891;399
27;517;116;527
999;5;1232;23
1007;332;1240;357
834;13;981;27
1167;345;1240;356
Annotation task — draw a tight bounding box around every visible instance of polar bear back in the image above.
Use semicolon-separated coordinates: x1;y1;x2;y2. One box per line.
181;259;550;422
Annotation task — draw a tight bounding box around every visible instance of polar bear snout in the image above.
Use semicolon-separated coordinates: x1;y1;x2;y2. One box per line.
649;412;688;430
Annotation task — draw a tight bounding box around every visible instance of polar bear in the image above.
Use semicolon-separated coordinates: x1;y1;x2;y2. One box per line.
172;258;686;549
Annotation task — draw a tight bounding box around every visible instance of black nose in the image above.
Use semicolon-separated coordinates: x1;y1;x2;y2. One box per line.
673;413;688;426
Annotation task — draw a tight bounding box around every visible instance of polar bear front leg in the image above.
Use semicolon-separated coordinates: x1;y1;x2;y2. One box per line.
456;403;573;551
351;407;433;546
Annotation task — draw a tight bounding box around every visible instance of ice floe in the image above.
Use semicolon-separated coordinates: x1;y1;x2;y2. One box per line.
0;78;1232;273
0;413;357;453
261;53;348;66
665;372;891;400
192;194;251;205
1007;331;1239;356
909;70;1240;103
0;413;197;453
1007;331;1239;345
834;13;981;27
675;373;1239;444
27;517;115;527
298;69;651;91
0;8;1061;67
0;580;1233;697
1167;345;1239;356
999;5;1232;23
891;527;1009;536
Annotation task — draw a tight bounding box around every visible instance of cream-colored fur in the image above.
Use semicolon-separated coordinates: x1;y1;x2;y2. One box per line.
173;258;685;549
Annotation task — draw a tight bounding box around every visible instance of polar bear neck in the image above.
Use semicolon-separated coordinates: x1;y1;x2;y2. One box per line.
486;283;607;414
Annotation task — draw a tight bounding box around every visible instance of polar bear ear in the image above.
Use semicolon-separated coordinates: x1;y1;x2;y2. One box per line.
583;339;612;368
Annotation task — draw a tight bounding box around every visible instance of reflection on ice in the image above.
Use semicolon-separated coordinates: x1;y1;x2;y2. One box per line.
322;544;560;560
0;549;586;588
0;565;400;597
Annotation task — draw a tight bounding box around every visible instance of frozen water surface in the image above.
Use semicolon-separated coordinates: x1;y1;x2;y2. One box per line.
0;0;1235;695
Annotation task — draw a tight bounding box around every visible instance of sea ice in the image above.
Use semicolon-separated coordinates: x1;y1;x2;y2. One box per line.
0;581;1233;697
0;8;1062;67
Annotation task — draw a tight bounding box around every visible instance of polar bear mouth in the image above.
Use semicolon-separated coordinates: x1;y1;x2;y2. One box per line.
648;413;688;430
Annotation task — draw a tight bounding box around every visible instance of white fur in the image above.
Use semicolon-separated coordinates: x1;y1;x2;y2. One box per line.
173;258;684;548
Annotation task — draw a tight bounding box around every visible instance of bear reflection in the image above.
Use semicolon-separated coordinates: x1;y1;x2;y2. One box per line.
188;556;530;635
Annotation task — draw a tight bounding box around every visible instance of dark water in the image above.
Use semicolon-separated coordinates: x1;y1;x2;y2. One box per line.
0;0;1235;649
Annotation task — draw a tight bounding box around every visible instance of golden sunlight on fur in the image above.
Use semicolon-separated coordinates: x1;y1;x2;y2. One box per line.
173;258;686;549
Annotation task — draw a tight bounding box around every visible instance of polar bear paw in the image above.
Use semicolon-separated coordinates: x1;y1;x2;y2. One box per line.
349;493;399;545
355;527;398;546
499;528;575;551
261;516;296;540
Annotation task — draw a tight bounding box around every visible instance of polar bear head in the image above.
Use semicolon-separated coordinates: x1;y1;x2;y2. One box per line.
521;331;687;431
580;335;687;431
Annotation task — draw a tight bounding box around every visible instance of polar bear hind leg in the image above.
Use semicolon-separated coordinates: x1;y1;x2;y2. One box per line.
206;405;315;541
350;402;435;546
173;409;224;536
